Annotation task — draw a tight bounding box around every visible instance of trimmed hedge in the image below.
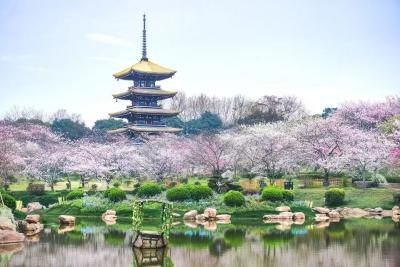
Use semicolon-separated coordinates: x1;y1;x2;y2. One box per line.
224;190;245;207
166;185;213;202
282;190;294;201
166;186;191;201
325;188;345;206
104;188;126;202
262;187;284;202
66;190;84;200
137;183;162;198
261;187;294;202
187;185;213;200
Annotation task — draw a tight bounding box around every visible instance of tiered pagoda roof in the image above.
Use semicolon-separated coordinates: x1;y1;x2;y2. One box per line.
108;14;182;135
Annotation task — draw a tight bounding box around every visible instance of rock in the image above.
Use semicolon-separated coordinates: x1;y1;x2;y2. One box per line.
17;221;43;236
263;214;281;221
315;214;330;222
275;206;291;212
339;208;369;218
25;214;40;224
293;217;305;225
26;202;43;212
183;210;198;221
0;217;15;231
328;211;341;219
278;212;293;220
393;215;399;223
293;212;305;220
382;210;393;217
312;207;330;214
195;214;208;222
0;230;25;244
216;214;231;221
368;207;383;215
393;206;400;215
172;213;180;218
58;225;75;234
102;210;117;222
59;215;75;225
203;208;217;220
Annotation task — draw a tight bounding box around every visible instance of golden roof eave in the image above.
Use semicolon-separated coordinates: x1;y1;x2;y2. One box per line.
112;88;177;98
113;59;176;79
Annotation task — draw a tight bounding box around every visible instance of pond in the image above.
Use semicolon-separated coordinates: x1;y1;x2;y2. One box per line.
1;217;399;267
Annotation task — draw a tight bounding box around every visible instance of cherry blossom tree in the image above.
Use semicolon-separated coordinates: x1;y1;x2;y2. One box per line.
234;123;297;181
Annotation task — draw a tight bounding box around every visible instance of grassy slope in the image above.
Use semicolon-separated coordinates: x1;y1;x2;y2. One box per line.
294;187;395;209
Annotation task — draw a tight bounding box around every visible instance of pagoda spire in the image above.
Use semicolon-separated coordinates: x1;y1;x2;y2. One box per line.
141;14;148;61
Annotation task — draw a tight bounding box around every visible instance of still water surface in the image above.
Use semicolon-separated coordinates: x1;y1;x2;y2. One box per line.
1;217;399;267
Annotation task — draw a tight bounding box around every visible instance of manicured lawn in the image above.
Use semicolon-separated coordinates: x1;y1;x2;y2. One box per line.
294;187;396;209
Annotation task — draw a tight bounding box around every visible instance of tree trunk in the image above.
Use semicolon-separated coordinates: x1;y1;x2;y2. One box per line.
50;183;55;192
81;177;85;188
323;168;330;187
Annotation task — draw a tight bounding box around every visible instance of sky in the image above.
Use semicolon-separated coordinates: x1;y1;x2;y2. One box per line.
0;0;399;126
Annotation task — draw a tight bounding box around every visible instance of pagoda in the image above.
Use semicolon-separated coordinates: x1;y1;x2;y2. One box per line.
109;15;182;135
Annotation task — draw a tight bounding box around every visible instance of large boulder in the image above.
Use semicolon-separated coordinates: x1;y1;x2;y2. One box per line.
315;214;330;222
203;208;217;220
339;208;369;218
183;210;198;221
25;214;40;224
275;206;291;212
195;214;208;222
27;202;43;212
312;207;330;214
0;230;25;244
18;221;43;236
293;212;305;220
102;210;117;222
393;206;400;215
59;215;76;225
0;217;15;231
328;210;341;219
278;212;294;220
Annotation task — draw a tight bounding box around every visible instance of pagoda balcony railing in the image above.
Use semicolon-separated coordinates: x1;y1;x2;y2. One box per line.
127;105;162;109
129;85;161;90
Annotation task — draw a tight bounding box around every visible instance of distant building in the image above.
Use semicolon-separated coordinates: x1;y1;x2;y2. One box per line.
109;14;182;136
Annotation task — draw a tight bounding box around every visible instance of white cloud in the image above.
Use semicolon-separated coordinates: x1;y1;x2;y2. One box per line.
86;33;132;47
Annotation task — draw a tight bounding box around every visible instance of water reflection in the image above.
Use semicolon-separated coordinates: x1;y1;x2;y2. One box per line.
2;217;400;267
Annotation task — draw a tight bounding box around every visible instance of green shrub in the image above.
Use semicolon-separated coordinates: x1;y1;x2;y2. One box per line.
325;188;345;206
224;190;245;207
393;192;400;204
66;190;84;200
137;183;162;198
26;183;45;195
113;181;121;188
104;188;126;202
282;190;294;201
166;186;191;201
0;190;16;210
261;187;284;202
188;185;213;200
37;194;59;206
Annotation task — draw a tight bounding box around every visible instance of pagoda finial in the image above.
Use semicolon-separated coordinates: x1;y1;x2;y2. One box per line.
141;14;148;61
